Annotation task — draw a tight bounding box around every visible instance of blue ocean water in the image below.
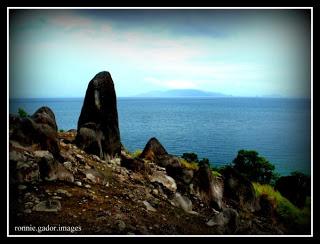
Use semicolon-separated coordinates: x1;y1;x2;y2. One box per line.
9;97;311;176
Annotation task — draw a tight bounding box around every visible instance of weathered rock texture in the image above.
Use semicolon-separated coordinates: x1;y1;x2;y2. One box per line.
192;163;224;210
222;166;257;212
10;106;60;158
140;137;181;168
76;71;121;159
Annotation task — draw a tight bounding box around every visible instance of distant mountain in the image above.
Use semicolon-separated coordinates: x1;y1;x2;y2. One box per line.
136;89;230;98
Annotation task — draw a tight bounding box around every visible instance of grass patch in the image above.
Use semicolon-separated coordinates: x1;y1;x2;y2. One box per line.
131;149;142;158
253;182;310;227
179;158;199;170
212;170;222;177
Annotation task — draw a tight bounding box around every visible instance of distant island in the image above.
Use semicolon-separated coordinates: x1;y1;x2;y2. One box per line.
136;89;231;98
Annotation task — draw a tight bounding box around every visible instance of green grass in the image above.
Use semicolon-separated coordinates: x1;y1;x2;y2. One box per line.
179;158;199;170
131;149;142;158
253;182;310;226
212;170;222;177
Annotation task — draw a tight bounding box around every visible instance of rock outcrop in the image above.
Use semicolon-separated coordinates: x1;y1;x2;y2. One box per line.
192;163;224;210
76;71;121;159
10;106;60;158
140;137;181;168
221;166;257;212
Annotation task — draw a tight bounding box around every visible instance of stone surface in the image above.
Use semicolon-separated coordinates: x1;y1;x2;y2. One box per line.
150;172;177;193
143;201;157;212
222;166;257;212
33;200;61;212
192;163;223;210
206;208;239;234
76;71;121;159
172;193;193;213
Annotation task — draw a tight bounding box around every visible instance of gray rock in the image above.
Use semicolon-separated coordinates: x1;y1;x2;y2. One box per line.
56;189;72;197
9;150;27;162
83;168;107;185
150;172;177;193
33;200;61;212
206;208;239;234
116;220;126;232
34;150;54;160
143;201;157;212
172;192;193;213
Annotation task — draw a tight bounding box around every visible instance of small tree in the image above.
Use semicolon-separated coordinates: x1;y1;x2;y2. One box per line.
18;107;28;118
232;149;277;185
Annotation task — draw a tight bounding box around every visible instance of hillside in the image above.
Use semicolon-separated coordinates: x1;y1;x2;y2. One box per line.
136;89;230;98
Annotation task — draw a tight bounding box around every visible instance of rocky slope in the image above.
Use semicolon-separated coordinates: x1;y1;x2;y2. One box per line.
8;71;299;235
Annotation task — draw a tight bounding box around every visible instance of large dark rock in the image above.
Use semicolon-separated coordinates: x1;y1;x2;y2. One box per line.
191;163;223;210
10;107;60;158
275;174;310;208
76;71;121;159
32;106;58;131
221;166;257;212
140;137;181;168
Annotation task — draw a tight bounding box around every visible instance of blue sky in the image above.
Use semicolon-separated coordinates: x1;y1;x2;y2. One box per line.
9;9;311;98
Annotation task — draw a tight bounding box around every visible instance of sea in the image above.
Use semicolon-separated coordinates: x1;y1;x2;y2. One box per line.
9;97;311;176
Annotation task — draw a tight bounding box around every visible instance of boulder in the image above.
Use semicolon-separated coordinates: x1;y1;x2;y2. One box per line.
76;71;121;159
140;137;181;168
120;151;151;173
192;163;223;210
149;171;177;193
31;106;58;131
206;208;239;234
140;137;167;160
15;161;40;183
10;107;60;158
221;166;257;212
275;174;310;208
37;155;74;182
33;200;61;212
171;192;196;214
83;168;108;185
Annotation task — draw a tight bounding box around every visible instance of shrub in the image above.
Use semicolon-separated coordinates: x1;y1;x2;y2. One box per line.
18;107;28;118
232;149;277;185
59;129;65;132
181;152;199;163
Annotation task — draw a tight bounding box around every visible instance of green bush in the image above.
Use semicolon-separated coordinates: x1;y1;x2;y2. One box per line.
18;107;28;118
232;149;278;185
181;152;199;163
59;129;65;132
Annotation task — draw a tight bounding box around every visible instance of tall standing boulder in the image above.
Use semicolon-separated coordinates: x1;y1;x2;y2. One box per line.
76;71;121;159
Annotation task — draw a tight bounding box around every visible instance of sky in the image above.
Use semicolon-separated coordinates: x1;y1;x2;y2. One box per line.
9;9;311;98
